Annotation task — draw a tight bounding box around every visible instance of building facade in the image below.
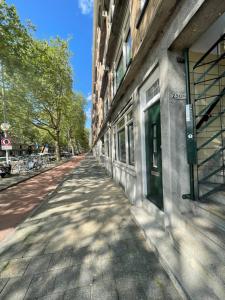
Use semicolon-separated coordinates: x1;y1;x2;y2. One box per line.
92;1;225;298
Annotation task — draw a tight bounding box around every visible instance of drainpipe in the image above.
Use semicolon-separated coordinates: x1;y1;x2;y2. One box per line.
183;48;196;200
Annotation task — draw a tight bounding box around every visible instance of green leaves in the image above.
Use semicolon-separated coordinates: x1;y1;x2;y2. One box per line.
0;1;89;158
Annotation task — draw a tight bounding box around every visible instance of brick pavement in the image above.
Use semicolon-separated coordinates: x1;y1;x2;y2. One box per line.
0;156;84;243
0;157;182;299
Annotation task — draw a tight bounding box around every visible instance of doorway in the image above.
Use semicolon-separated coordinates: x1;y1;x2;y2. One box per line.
145;101;163;210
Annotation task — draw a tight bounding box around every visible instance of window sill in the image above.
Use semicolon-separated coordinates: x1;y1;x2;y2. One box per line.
113;160;136;176
136;0;149;29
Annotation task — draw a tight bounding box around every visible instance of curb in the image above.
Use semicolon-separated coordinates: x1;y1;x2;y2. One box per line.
0;156;85;250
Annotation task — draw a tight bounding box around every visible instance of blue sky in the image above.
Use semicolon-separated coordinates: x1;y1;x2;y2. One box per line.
6;0;93;128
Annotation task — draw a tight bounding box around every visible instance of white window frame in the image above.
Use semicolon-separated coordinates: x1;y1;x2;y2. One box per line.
126;112;134;166
114;107;135;166
139;67;160;196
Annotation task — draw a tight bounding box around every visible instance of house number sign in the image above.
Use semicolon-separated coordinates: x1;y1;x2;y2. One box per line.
170;92;186;103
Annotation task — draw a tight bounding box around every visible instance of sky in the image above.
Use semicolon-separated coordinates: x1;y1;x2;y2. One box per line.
6;0;93;128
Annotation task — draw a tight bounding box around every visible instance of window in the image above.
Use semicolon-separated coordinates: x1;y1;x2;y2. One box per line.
105;133;110;157
116;55;125;89
125;30;132;67
104;98;109;119
101;137;105;155
118;128;126;163
146;79;159;103
115;109;135;165
127;110;134;165
128;122;134;165
114;132;117;160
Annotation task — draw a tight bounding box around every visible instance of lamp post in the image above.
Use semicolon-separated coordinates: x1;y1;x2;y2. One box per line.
0;62;11;164
1;123;11;164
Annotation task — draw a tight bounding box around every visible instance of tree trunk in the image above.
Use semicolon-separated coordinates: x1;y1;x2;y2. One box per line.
55;130;61;161
71;143;75;156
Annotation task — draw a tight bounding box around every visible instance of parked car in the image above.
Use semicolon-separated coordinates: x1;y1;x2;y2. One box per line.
61;152;72;158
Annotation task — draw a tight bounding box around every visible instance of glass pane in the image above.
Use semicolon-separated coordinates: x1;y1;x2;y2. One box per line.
128;123;134;165
118;128;126;163
117;118;125;129
126;31;132;66
114;133;117;160
105;133;109;157
146;79;159;103
116;55;124;88
127;110;133;121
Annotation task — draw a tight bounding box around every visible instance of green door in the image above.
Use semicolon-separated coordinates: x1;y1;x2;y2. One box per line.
145;101;163;210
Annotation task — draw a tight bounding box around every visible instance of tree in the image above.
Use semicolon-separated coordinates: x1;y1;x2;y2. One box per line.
0;1;88;160
20;38;73;161
62;93;89;155
0;0;33;73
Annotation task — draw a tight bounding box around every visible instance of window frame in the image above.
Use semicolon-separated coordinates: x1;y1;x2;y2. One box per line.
136;0;149;29
117;117;126;163
127;118;134;166
114;107;135;166
125;29;132;68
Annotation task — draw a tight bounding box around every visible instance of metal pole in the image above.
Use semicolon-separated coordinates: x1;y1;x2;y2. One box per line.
184;48;196;200
0;61;9;164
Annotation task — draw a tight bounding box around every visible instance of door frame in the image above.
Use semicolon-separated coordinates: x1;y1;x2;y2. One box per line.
139;72;161;200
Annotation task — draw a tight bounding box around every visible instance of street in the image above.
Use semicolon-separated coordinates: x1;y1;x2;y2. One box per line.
0;157;181;299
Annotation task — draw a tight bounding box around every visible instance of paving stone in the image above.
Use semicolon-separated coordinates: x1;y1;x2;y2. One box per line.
24;271;56;299
109;240;129;257
37;290;65;300
53;267;76;292
1;275;32;300
71;247;94;266
0;258;30;278
24;254;52;275
64;286;91;300
91;280;118;300
0;278;9;293
22;242;47;257
0;243;26;261
116;277;148;300
48;248;73;270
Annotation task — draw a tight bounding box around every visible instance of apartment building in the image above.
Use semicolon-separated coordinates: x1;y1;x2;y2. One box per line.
92;1;225;298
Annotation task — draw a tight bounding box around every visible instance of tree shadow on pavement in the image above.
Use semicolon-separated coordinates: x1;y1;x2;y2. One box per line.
0;158;181;300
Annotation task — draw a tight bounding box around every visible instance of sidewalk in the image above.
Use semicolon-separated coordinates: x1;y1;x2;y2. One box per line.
0;157;181;300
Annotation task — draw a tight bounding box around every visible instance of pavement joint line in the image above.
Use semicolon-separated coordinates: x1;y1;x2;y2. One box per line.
0;158;73;192
0;156;85;251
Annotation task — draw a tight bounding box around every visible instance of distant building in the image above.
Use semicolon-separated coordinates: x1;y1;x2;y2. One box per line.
92;1;225;298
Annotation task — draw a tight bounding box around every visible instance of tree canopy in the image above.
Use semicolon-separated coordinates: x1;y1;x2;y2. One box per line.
0;0;89;160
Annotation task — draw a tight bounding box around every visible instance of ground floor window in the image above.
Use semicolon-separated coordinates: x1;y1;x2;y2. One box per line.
128;122;134;165
101;137;104;155
114;108;135;165
105;132;110;157
118;128;126;163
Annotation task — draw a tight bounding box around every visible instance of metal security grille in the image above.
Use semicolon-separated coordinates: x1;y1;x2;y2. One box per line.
190;34;225;201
